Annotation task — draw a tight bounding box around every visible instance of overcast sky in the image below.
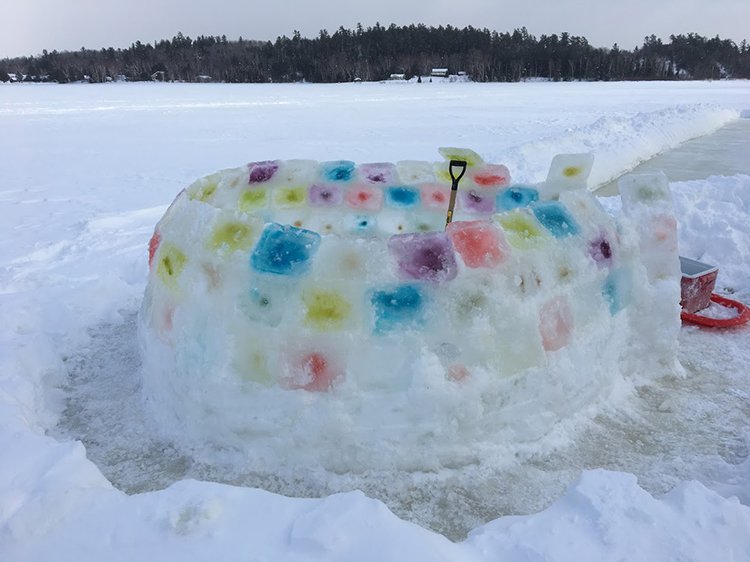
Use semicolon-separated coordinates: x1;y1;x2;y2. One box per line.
2;0;748;58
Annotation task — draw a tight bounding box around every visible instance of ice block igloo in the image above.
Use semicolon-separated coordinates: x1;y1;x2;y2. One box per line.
139;149;682;472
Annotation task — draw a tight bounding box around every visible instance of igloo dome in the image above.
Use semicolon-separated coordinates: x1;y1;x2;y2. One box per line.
138;148;681;471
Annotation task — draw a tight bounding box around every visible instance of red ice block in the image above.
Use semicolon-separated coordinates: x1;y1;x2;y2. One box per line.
148;230;161;269
286;351;341;392
679;256;718;314
446;220;508;269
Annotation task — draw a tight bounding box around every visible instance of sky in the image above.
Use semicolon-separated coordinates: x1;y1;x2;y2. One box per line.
1;0;748;58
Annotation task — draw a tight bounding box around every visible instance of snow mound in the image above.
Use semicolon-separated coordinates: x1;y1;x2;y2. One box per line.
138;150;682;471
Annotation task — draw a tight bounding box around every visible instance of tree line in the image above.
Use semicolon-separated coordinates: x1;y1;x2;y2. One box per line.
2;24;749;84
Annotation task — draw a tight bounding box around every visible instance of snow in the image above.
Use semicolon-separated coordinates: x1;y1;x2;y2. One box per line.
1;80;750;560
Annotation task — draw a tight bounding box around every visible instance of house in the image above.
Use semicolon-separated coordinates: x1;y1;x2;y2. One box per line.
430;68;449;77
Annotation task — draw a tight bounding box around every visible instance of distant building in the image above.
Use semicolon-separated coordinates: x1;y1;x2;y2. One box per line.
197;75;212;83
389;73;406;81
151;70;166;82
431;68;449;77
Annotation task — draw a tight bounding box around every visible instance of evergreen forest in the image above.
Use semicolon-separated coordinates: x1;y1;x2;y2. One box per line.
2;24;748;84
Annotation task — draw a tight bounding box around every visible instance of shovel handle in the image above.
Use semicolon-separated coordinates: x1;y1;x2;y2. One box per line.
445;160;467;227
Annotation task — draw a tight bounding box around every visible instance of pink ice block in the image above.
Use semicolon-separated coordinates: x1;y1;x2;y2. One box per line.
345;184;384;211
446;220;508;269
539;296;573;352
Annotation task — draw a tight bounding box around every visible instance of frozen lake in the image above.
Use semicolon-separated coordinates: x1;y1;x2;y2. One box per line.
598;118;750;195
2;80;750;557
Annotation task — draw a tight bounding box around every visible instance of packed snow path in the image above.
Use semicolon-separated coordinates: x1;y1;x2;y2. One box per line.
51;301;750;540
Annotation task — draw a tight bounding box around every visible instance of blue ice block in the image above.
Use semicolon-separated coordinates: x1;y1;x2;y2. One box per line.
321;161;356;182
348;214;378;234
496;186;539;211
251;223;321;276
385;186;420;208
370;284;426;334
602;268;632;315
532;201;581;238
239;276;287;327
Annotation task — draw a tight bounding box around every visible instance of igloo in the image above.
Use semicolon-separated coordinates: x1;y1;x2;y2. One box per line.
138;148;681;472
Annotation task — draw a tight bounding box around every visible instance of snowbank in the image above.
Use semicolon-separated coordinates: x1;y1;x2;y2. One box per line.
4;459;749;561
499;105;738;187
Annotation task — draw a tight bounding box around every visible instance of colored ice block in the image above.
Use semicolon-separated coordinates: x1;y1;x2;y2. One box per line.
408;211;445;233
239;187;269;212
471;164;510;188
302;287;354;332
532;201;581;238
347;214;378;234
496;186;539;212
420;184;451;211
446;220;508;269
239;276;288;327
248;161;279;183
397;160;436;184
156;243;187;289
359;162;397;185
589;233;614;267
276;159;317;185
640;214;679;281
308;184;343;207
321;160;356;182
233;337;275;386
250;223;321;276
539;296;574;352
345;184;384;211
148;230;161;269
496;210;547;249
370;284;426;334
602;268;632;315
459;188;496;214
618;172;672;211
209;220;257;253
438;146;483;167
273;186;307;208
388;232;458;283
544;153;594;193
285;351;342;392
188;174;220;203
385;186;420;208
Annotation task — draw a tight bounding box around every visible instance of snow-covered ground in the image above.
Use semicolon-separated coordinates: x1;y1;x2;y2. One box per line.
2;80;750;560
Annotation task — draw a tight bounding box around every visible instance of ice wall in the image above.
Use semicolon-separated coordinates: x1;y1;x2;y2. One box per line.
138;149;681;471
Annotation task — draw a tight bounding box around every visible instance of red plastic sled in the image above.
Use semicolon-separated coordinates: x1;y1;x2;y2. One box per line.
681;293;750;328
